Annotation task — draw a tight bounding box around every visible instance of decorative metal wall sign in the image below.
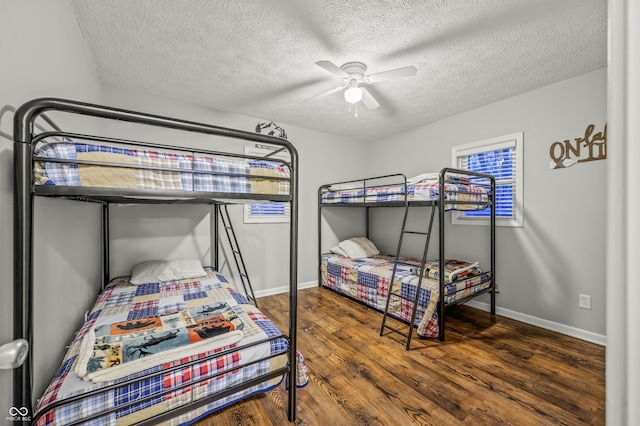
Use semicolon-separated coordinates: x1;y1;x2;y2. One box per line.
549;123;607;169
255;121;288;140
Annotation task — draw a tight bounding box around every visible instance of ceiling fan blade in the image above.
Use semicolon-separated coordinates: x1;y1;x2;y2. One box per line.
271;0;335;51
367;66;417;83
304;84;346;102
315;61;349;79
380;0;565;60
226;77;326;108
360;87;380;110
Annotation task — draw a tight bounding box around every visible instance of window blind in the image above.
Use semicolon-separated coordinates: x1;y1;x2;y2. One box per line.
460;147;515;218
452;132;523;227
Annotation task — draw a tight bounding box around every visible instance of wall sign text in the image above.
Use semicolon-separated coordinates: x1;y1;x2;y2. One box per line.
549;123;607;169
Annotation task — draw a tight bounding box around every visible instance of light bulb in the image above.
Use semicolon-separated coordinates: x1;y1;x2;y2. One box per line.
344;86;363;104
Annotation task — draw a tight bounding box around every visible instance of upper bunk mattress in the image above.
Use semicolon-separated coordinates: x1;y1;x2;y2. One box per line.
320;173;489;208
33;142;290;195
34;267;308;425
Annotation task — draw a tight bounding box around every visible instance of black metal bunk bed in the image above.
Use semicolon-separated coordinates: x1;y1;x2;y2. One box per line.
13;98;300;424
318;169;496;347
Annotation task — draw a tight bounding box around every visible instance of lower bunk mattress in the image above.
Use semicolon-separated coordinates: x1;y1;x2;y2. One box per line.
34;268;308;425
320;254;492;338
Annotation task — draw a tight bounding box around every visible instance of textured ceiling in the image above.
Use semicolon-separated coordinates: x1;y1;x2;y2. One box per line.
70;0;607;141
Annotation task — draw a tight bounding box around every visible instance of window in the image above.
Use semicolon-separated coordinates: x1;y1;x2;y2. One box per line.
452;132;523;227
243;145;290;224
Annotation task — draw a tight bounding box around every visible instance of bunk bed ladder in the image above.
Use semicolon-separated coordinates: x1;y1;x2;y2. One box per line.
219;204;258;307
380;205;436;350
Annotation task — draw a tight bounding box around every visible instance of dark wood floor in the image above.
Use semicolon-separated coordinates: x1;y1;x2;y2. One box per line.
198;286;605;425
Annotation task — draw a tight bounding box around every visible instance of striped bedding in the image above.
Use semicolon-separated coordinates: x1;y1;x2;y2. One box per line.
33;142;290;195
320;176;488;209
34;268;308;426
320;254;492;338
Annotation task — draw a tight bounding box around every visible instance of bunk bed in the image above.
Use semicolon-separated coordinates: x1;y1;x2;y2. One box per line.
12;98;305;425
318;170;496;348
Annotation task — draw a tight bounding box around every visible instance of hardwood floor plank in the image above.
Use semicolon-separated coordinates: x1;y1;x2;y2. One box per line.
196;286;605;425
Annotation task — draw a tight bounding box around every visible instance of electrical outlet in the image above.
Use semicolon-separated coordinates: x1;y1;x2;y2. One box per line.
578;294;592;310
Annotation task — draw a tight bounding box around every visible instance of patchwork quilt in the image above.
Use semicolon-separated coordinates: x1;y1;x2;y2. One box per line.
320;254;492;338
33;142;290;195
320;174;489;210
34;269;308;426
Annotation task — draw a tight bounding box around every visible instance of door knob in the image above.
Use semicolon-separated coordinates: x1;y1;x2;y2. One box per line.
0;339;29;369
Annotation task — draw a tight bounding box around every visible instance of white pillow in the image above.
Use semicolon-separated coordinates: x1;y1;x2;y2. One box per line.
329;245;349;257
338;237;380;259
130;259;207;285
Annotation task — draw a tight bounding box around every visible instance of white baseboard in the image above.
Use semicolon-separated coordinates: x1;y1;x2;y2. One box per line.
255;282;606;346
254;280;318;298
464;300;606;346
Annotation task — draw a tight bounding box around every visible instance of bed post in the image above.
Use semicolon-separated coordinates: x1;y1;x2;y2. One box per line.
102;204;110;289
13;106;35;415
213;204;220;271
490;175;496;314
366;207;371;239
317;188;322;288
438;169;446;342
288;146;299;422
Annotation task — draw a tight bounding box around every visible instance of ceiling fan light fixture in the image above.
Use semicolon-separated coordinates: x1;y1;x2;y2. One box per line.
311;60;416;110
344;85;363;103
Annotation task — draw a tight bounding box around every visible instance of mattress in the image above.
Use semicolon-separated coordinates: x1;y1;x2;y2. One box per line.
34;268;308;425
320;254;492;338
320;174;489;209
33;142;290;195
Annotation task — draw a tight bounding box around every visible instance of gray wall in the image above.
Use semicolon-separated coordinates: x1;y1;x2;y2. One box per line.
365;69;607;340
0;0;104;417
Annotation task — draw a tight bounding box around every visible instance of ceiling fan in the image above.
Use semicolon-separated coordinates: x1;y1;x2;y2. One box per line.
305;60;418;110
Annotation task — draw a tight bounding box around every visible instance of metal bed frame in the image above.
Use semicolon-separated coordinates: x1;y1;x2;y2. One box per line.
12;98;299;423
318;169;496;344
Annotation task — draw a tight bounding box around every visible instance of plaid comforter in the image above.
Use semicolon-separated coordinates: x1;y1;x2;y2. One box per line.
320;254;492;338
34;269;308;425
33;142;290;195
320;180;489;210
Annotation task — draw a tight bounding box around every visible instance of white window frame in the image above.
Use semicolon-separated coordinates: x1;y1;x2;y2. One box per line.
243;145;291;224
451;132;524;227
